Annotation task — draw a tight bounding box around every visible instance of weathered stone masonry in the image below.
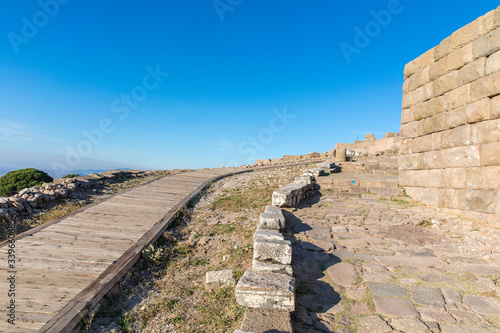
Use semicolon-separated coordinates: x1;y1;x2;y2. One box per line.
399;5;500;225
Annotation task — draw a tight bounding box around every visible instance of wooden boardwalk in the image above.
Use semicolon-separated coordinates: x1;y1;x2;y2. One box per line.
0;168;245;332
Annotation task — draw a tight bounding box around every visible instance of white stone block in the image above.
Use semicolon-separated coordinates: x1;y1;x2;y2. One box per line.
235;271;295;311
205;270;235;290
253;238;292;265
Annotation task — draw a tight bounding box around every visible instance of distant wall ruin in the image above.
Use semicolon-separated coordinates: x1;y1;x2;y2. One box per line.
332;132;401;162
399;6;500;224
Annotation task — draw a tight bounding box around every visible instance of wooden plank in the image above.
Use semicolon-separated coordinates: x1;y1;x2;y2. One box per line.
38;225;145;239
23;235;134;252
0;320;42;332
26;229;141;243
55;220;153;233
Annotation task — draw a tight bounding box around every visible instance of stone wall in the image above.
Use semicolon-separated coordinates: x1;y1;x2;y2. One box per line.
331;132;400;163
399;6;500;224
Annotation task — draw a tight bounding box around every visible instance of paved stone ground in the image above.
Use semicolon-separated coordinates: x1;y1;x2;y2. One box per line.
286;174;500;333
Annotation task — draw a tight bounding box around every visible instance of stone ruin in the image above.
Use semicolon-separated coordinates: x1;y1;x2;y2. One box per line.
228;6;500;331
399;5;500;225
233;164;333;332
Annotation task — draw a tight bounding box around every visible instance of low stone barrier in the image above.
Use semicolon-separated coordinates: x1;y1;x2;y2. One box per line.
234;168;325;332
235;204;295;332
0;178;90;220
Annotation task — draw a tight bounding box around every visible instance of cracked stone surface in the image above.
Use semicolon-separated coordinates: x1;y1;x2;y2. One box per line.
289;172;500;333
412;286;446;308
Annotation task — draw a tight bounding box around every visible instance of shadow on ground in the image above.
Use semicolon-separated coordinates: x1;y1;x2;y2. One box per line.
283;207;342;332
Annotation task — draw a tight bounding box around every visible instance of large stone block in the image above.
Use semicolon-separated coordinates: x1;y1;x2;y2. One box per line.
466;98;491;123
485;166;500;189
480;142;500;166
411;86;426;105
294;174;314;184
404;48;435;79
433;70;459;97
438;188;461;209
439;130;454;149
442;168;467;189
424;112;448;135
429;132;441;150
427;169;443;188
425;95;445;117
471;70;500;101
235;271;295;311
450;16;485;50
441;145;481;168
405;170;428;187
399;153;424;170
423;151;442;169
398;170;408;186
253;238;292;265
402;79;410;95
423;82;434;101
411;134;432;153
483;7;500;33
458;57;486;86
400;138;413;155
259;212;285;230
435;35;452;61
422;187;440;207
486;49;500;75
402;92;412;109
401;108;412;124
429;56;449;81
446;106;467;129
422;117;435;136
444;84;471;110
406;67;430;93
205;270;236;290
272;183;311;207
451;125;472;147
447;47;467;72
412;101;426;121
473;27;500;59
400;121;419;138
465;189;497;213
466;167;488;189
470;118;500;144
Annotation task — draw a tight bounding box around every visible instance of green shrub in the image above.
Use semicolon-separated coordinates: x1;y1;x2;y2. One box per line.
62;174;79;179
0;168;53;196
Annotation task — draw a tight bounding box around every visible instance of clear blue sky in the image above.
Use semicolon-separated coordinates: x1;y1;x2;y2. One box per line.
0;1;497;174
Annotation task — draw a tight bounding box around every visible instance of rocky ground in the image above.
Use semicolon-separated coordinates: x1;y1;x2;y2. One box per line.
0;169;176;240
84;164;317;333
288;173;500;333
